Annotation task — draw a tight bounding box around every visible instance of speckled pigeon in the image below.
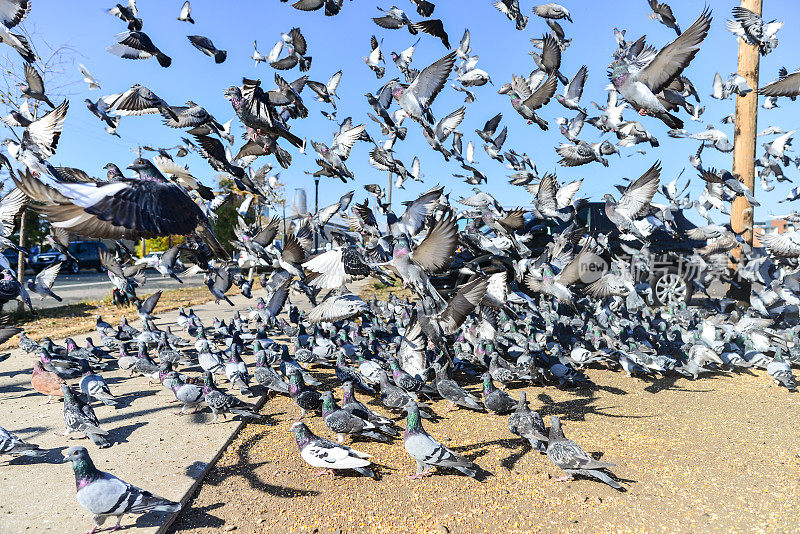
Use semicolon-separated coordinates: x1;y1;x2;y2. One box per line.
60;385;111;449
290;421;375;478
546;416;622;490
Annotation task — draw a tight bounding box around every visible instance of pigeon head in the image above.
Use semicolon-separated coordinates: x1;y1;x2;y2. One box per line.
481;372;496;393
62;446;99;487
62;446;92;464
548;415;565;441
320;391;335;413
341;380;355;400
127;158;150;171
392;236;411;256
289;421;313;448
607;60;629;87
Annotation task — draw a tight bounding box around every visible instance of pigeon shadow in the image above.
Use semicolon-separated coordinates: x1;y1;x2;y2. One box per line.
593;383;628;395
168;503;226;532
132;509;183;531
4;445;67;465
537;391;650;421
107;421;147;445
202;430;320;498
500;439;534;471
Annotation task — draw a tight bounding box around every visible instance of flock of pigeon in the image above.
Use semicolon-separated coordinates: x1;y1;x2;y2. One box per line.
1;0;800;532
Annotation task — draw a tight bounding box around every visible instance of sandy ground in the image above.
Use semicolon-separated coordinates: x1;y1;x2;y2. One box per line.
170;364;800;534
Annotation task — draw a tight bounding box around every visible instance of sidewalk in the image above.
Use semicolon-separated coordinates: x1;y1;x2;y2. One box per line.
0;280;336;534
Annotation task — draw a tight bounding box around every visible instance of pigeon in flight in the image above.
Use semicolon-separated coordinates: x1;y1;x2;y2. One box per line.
178;1;194;23
187;35;226;63
609;8;712;129
107;31;172;67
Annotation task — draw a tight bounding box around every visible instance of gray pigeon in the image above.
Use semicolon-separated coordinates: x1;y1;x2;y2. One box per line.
377;370;436;418
253;351;290;395
609;8;711;128
546;416;623;490
62;446;180;533
507;391;548;452
202;372;261;423
767;351;797;391
0;426;46;458
481;373;516;414
165;372;205;415
403;401;479;479
79;366;118;407
432;363;483;411
61;385;111;449
321;391;391;443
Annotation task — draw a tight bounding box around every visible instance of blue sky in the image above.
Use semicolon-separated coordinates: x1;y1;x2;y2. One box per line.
7;0;800;223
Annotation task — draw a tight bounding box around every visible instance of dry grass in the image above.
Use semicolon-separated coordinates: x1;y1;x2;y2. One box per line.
1;286;212;349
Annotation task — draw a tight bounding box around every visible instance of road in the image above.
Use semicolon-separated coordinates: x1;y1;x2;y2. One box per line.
25;270;205;309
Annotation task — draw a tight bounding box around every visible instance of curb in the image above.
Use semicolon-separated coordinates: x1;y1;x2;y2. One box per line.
155;392;270;534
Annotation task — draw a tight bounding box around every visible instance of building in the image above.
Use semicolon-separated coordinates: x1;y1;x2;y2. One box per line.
753;219;794;247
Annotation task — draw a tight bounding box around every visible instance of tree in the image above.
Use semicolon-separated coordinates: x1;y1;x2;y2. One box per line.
134;235;186;256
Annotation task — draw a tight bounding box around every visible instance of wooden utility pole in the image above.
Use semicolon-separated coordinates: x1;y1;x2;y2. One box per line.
730;0;762;245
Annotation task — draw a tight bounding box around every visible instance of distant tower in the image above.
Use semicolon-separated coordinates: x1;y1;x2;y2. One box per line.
291;188;308;217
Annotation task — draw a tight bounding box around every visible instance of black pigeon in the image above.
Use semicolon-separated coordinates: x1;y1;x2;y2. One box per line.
107;0;142;31
107;31;171;67
288;369;322;418
411;19;450;48
15;161;228;260
187;35;226;63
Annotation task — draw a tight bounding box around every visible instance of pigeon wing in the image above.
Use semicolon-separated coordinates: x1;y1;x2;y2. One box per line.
636;8;712;95
34;261;61;289
406;51;457;108
616;161;661;219
409;211;458;273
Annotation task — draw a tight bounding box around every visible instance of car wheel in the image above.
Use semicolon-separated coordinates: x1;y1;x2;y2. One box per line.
69;261;80;274
651;268;691;307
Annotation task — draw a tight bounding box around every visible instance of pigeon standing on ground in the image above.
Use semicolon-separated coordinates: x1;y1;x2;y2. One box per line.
546;416;622;490
60;385;111;449
290;421;375;478
0;426;46;459
62;446;181;534
403;401;480;479
508;391;548;452
481;373;516;414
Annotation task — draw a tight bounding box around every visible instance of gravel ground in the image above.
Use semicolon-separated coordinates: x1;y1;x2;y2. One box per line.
169;364;800;533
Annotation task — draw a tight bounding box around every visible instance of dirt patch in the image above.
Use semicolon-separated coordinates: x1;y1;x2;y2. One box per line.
169;366;800;533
